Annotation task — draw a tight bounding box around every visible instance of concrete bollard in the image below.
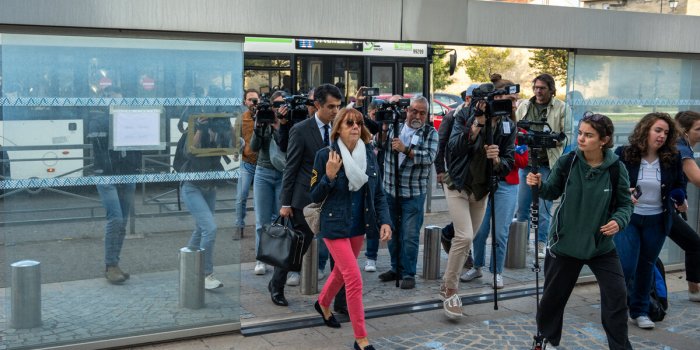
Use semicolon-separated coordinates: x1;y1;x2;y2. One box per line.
505;220;528;269
300;238;318;295
422;226;442;280
11;260;42;329
179;247;205;309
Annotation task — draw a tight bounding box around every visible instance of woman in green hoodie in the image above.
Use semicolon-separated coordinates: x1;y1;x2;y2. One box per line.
526;113;633;350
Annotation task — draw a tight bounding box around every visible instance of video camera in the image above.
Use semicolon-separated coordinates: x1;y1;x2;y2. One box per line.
193;115;233;149
252;96;276;124
471;83;520;118
516;120;566;149
272;94;313;123
374;98;410;123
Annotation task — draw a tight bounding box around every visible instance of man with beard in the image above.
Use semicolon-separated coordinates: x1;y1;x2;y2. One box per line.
377;96;438;289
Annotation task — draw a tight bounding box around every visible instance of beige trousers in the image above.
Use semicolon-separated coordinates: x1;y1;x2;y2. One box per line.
442;185;487;290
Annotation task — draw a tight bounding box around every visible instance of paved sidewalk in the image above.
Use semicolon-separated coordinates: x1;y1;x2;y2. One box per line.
132;272;698;350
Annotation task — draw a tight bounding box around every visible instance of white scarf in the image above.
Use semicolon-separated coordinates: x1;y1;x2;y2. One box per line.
337;139;368;191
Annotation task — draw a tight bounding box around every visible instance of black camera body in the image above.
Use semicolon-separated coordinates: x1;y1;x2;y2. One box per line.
273;94;313;123
471;83;520;118
362;87;380;97
516;120;565;149
374;98;410;123
253;97;276;124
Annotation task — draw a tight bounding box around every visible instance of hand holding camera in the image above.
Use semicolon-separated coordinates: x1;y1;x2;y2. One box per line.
526;172;542;187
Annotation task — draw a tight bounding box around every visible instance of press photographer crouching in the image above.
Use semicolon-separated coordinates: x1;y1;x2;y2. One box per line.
440;82;516;319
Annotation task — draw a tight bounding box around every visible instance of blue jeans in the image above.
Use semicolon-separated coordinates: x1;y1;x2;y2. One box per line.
253;166;283;255
386;192;426;278
473;181;518;274
517;166;552;244
182;181;217;275
97;183;136;267
235;161;256;228
614;213;666;318
364;237;379;261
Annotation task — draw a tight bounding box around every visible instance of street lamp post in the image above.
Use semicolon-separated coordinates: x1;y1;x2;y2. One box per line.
669;0;679;12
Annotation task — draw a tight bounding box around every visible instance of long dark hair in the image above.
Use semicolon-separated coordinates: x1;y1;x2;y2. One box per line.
624;112;678;168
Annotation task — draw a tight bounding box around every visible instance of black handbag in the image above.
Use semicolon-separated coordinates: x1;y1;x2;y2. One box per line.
256;217;305;269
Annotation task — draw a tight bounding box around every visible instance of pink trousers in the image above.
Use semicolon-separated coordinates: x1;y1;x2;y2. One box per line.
319;235;366;338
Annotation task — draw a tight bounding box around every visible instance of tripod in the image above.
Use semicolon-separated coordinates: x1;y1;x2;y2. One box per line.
391;116;404;288
528;147;546;350
484;115;500;310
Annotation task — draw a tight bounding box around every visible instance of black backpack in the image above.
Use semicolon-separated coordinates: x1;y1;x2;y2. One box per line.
558;151;620;216
172;131;189;173
648;258;668;322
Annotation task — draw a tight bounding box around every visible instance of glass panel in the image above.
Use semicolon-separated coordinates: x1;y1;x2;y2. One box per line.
403;66;423;95
371;65;394;95
1;34;243;348
567;52;699;267
296;56;324;93
332;57;361;103
244;69;292;95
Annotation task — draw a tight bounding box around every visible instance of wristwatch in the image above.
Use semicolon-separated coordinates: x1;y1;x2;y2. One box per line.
473;120;485;128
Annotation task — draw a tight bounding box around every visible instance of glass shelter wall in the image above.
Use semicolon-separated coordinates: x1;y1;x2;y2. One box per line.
0;33;244;349
567;51;700;266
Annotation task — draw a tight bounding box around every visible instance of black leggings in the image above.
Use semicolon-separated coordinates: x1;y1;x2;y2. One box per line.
667;213;700;283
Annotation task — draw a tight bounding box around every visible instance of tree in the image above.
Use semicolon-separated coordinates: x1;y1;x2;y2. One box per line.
459;47;515;82
528;49;568;84
431;45;454;91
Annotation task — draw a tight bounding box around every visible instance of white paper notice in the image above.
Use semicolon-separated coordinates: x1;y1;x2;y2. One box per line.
112;109;161;148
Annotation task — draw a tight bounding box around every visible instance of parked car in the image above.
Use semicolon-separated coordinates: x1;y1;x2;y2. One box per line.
434;92;463;109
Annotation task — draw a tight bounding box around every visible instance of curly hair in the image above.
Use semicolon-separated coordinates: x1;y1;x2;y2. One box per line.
624;112;678;168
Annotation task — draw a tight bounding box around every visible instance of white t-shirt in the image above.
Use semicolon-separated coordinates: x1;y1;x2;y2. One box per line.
634;158;663;215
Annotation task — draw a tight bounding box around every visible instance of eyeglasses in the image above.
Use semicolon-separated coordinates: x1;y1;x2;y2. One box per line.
345;119;364;127
582;111;606;122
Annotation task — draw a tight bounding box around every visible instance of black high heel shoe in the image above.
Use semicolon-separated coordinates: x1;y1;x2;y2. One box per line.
353;341;376;350
314;301;341;328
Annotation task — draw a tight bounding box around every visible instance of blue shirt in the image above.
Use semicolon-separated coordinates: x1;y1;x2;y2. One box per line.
678;138;695;161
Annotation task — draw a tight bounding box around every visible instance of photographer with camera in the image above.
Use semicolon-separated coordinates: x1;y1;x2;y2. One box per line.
348;86;381;136
181;114;236;290
515;73;572;259
377;96;438;290
249;91;288;276
233;89;260;242
439;81;516;319
278;88;314;153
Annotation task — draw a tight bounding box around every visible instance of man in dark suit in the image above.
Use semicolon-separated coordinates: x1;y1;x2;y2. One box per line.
269;84;344;308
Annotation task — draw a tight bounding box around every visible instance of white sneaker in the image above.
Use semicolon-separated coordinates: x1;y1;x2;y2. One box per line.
364;259;377;272
494;274;504;289
318;268;326;280
537;241;546;259
254;261;266;275
443;294;463;319
286;272;300;286
689;291;700;302
632;315;655;329
204;274;223;290
460;267;482;282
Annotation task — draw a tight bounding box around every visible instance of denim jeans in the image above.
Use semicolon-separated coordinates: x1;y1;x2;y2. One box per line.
386;192;426;278
235;161;255;228
473;181;518;274
182;181;217;275
97;183;136;267
253;166;283;255
517;166;552;243
364;237;379;261
318;236;329;270
614;213;666;318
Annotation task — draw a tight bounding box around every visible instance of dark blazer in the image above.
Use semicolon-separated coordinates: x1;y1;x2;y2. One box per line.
280;116;326;209
615;146;686;235
310;142;392;240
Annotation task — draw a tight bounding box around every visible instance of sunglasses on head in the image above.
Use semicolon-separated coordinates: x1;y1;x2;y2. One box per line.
582;111;606;122
345;119;364;127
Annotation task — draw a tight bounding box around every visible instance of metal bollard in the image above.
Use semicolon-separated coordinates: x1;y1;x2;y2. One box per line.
422;226;442;280
179;247;205;309
10;260;42;329
505;220;528;269
300;238;318;295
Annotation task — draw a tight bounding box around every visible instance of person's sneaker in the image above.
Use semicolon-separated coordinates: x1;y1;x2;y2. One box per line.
318;268;326;280
537;241;547;259
205;274;223;290
460;267;482;282
286;272;300;286
400;277;416;290
254;261;266;275
443;294;463;319
364;259;377;272
105;266;127;284
689;291;700;302
378;270;398;282
632;315;655;329
494;274;504;289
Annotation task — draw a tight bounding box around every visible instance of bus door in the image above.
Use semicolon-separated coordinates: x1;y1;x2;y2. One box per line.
296;55;361;102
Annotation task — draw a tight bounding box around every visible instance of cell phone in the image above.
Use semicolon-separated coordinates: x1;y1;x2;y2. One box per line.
632;185;642;200
362;87;380;97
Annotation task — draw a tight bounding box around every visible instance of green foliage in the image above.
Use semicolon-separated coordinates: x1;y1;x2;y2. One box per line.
458;47;515;82
528;49;568;84
431;45;454;91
